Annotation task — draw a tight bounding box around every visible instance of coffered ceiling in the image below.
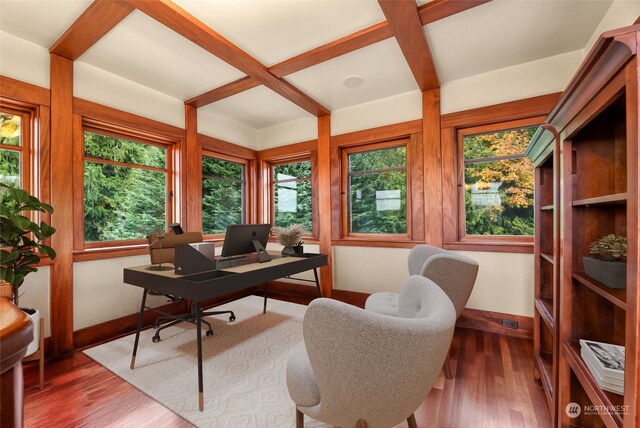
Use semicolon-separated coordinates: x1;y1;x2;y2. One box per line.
0;0;621;130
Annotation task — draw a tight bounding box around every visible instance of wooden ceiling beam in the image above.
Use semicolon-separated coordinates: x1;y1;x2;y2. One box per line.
185;77;261;108
127;0;329;116
187;0;491;107
378;0;440;91
417;0;492;25
50;0;135;60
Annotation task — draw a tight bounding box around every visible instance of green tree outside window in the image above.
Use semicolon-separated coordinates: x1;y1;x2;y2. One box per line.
348;146;407;234
463;127;535;236
202;156;245;234
0;112;22;188
273;160;312;232
83;131;168;242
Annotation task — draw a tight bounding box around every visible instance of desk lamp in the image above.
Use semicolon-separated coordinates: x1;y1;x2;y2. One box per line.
146;223;183;271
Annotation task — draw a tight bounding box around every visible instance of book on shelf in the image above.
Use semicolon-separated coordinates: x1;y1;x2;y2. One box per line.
580;339;624;395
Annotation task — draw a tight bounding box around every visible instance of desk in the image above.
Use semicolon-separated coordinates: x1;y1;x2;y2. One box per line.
124;252;327;411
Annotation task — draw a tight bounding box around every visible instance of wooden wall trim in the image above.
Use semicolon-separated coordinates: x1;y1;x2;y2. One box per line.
423;89;443;246
197;133;257;160
73;98;185;140
417;0;492;25
184;105;200;231
330;119;422;148
49;0;134;61
317;116;333;297
257;140;316;160
441;93;562;129
49;54;75;357
0;75;50;106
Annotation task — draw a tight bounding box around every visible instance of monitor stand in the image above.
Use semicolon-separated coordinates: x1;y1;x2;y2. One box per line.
252;240;272;263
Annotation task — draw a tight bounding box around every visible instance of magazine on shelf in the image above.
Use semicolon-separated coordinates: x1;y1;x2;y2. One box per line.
581;349;624;395
579;339;625;375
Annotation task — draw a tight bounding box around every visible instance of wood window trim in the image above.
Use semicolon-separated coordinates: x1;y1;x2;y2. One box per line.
201;150;250;240
74;116;178;255
258;140;318;240
0;96;51;241
444;115;545;254
339;138;414;241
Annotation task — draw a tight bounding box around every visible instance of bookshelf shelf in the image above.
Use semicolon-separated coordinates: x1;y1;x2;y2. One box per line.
573;272;627;310
572;193;627;207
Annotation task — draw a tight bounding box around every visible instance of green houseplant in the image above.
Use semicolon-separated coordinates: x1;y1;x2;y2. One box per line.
584;234;627;289
0;182;56;307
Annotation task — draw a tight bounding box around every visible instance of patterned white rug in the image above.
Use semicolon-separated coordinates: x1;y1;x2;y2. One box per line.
84;296;329;428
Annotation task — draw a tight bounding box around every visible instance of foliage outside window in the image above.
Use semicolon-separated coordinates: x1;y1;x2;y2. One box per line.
347;145;407;235
84;131;169;242
0;111;24;188
463;126;535;236
272;160;312;232
202;155;245;234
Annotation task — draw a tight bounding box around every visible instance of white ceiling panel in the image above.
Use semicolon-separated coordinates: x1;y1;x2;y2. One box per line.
426;0;612;82
78;10;245;101
285;38;417;111
172;0;386;66
0;0;93;48
199;85;311;129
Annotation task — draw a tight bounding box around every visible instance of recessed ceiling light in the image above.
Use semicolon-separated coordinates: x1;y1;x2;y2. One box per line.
342;75;364;88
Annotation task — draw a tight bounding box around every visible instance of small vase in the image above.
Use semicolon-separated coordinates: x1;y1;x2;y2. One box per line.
281;247;295;256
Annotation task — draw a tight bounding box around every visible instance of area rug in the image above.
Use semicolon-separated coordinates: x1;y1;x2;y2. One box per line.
84;296;329;427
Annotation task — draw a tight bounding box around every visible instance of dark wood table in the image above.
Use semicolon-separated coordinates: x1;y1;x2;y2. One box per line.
124;252;327;411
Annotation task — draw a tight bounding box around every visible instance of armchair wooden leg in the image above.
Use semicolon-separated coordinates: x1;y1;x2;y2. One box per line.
296;408;304;428
443;359;453;379
407;413;417;428
356;419;367;428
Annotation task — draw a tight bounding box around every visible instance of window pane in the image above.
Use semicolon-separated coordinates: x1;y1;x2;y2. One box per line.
0;113;21;147
84;162;166;242
0;149;20;187
349;146;405;173
464;158;534;236
202;157;245;234
275;179;312;231
274;160;311;180
84;131;165;168
202;156;243;180
464;127;536;160
350;170;407;234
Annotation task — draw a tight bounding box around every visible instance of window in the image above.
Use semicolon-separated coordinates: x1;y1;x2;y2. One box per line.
202;154;246;234
272;159;312;232
83;129;171;244
462;126;535;236
343;142;407;236
0;108;29;189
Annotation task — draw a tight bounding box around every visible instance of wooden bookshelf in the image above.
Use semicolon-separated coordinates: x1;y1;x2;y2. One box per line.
527;24;639;428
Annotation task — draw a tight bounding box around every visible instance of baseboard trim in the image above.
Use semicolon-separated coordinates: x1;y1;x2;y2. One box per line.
457;308;533;340
72;287;257;351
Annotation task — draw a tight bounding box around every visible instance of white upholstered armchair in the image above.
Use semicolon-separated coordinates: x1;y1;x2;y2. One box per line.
286;275;456;428
365;244;479;378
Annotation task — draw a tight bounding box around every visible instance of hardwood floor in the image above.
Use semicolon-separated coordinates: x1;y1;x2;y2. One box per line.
23;325;549;428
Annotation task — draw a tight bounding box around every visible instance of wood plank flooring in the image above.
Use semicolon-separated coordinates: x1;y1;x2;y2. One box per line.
23;326;550;428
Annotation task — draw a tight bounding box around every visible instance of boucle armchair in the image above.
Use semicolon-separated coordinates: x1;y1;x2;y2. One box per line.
286;275;456;428
365;245;479;378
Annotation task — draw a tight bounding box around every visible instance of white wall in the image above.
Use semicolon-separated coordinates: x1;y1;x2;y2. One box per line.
0;31;50;88
584;0;640;55
198;108;258;149
73;255;169;331
17;266;51;337
257;116;317;150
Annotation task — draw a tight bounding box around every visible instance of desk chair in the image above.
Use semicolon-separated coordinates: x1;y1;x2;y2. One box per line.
287;276;456;428
365;245;479;379
147;231;235;342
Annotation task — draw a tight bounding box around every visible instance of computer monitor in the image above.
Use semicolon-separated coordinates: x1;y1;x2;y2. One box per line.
221;224;272;259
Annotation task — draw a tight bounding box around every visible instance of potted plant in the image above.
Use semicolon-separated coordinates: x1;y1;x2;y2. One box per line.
0;182;56;355
272;224;305;256
583;234;626;289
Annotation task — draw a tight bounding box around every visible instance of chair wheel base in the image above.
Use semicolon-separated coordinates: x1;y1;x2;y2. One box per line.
152;335;161;343
206;330;214;337
229;315;236;322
